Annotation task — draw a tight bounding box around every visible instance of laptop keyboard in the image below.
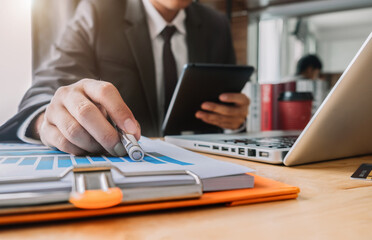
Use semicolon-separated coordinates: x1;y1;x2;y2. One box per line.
221;135;298;149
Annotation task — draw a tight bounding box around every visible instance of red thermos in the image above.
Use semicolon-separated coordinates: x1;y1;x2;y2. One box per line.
278;92;313;130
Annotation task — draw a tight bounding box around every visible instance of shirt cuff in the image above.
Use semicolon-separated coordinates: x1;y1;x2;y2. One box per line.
17;104;48;144
223;120;247;134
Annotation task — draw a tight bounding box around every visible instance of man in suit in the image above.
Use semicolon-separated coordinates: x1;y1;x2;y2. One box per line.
0;0;249;157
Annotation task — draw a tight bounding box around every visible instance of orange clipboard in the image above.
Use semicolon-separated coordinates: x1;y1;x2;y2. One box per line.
0;174;299;226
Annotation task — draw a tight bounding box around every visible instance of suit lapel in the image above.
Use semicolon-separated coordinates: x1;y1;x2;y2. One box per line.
185;5;207;63
123;0;159;129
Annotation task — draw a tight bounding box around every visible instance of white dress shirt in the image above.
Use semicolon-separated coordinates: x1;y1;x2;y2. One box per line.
141;0;188;121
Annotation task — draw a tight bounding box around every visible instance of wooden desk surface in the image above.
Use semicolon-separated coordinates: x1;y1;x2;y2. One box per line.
1;153;372;240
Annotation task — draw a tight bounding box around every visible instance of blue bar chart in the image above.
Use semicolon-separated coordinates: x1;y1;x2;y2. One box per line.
36;157;54;170
147;152;193;166
0;150;194;171
19;157;37;166
0;150;67;156
57;157;73;168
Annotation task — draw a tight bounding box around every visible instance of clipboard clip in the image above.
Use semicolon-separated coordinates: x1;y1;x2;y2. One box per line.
69;164;203;209
69;165;123;209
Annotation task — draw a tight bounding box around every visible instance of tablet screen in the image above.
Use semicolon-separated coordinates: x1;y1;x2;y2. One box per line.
162;63;254;136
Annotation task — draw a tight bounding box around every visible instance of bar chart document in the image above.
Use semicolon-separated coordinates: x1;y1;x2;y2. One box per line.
0;137;254;207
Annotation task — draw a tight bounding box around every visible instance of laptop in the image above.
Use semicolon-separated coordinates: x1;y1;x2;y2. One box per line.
165;32;372;166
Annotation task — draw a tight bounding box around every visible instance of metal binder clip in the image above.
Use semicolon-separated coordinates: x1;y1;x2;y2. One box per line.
69;164;123;209
117;169;203;204
68;164;203;209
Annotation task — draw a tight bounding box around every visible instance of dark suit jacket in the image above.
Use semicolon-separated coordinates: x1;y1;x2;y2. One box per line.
0;0;235;141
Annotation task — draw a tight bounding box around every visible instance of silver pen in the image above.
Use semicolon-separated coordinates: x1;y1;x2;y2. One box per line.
116;126;144;161
108;115;144;161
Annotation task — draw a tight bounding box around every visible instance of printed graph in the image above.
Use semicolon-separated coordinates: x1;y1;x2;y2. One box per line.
0;149;193;171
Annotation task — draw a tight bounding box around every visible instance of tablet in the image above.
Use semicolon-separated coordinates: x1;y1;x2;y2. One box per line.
162;63;254;136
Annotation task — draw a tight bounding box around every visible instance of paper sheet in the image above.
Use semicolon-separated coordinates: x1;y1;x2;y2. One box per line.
0;137;253;180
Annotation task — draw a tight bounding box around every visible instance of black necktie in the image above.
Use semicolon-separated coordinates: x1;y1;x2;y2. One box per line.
160;26;178;114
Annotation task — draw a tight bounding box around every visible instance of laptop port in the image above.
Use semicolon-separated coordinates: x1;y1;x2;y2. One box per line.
238;148;245;155
231;148;236;153
247;149;256;157
197;144;210;148
212;145;219;150
259;151;269;158
221;147;229;152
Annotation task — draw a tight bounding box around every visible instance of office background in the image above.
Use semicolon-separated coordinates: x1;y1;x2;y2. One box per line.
0;0;32;126
0;0;372;125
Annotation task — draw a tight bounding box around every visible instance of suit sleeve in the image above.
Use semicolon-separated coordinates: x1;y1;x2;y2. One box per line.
223;16;246;133
223;17;236;65
0;0;100;142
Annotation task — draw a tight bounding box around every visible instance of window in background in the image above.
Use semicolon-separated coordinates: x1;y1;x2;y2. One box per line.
249;7;372;85
309;8;372;74
0;0;32;125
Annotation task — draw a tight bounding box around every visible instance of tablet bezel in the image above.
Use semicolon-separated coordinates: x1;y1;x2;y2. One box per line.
162;63;254;136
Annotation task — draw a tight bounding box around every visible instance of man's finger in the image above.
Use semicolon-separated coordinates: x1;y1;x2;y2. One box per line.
81;80;141;140
39;122;86;156
45;104;104;153
96;104;108;118
195;111;245;130
219;93;250;106
200;102;247;118
62;89;124;157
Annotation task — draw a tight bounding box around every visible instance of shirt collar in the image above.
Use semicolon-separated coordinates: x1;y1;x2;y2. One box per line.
142;0;186;40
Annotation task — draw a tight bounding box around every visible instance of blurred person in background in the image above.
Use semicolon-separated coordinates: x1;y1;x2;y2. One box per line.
296;54;323;80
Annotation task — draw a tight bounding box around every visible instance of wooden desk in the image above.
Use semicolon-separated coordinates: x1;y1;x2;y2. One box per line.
1;154;372;240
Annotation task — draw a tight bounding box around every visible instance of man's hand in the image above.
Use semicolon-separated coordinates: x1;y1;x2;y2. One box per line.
195;93;250;130
32;79;141;156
